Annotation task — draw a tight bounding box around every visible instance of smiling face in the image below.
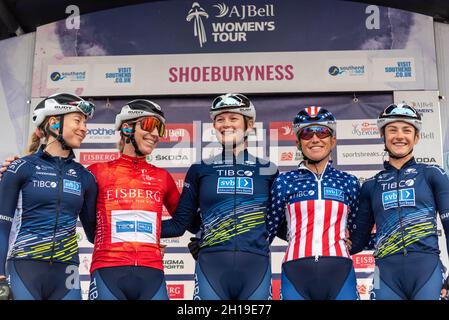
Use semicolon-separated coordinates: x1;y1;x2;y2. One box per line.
213;112;253;147
383;121;419;158
131;121;160;155
49;112;88;149
296;125;336;162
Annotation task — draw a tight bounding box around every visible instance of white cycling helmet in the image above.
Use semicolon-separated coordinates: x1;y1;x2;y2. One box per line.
377;103;422;132
210;93;256;121
32;93;95;128
114;99;165;130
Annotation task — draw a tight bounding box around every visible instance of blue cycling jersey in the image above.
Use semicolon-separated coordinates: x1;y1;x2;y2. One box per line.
349;158;449;259
0;147;97;275
161;149;278;256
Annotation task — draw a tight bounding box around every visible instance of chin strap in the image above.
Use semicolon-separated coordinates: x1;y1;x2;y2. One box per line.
122;123;144;157
384;145;414;160
44;116;71;150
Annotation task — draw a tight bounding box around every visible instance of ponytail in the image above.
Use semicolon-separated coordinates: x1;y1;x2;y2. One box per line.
27;132;42;154
27;120;48;154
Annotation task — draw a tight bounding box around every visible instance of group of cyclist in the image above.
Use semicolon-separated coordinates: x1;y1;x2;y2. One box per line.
0;91;448;300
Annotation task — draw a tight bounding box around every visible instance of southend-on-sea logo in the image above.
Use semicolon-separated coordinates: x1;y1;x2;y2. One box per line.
187;2;209;48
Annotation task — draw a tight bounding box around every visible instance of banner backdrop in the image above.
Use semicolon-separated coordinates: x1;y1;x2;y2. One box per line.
0;34;35;160
32;0;437;97
50;92;425;299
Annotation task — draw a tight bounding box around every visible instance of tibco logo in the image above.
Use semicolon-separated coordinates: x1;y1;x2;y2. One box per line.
33;180;57;189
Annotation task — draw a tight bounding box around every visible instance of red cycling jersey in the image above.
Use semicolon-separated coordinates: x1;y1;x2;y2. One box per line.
88;154;179;273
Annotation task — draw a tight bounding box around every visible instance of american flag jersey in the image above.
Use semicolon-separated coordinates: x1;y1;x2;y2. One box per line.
266;161;360;262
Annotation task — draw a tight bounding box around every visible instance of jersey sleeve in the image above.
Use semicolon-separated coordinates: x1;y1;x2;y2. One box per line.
78;169;98;244
161;165;199;238
0;158;31;275
266;173;287;244
425;165;449;257
348;178;375;255
163;171;180;216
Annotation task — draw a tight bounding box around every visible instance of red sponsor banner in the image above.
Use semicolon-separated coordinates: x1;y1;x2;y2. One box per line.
357;284;368;295
79;152;120;166
271;279;281;300
352;253;375;269
167;284;184;299
269;122;296;141
160;124;194;143
280;152;294;161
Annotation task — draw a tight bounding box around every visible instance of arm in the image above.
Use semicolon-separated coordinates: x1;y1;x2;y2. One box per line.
161;165;199;238
0;159;30;275
348;179;375;255
426;166;449;257
266;174;287;244
78;170;98;244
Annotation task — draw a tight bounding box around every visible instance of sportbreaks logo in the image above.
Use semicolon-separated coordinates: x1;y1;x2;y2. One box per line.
187;2;275;47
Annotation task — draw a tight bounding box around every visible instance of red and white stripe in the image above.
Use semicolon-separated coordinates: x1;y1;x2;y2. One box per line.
305;106;321;118
284;199;349;262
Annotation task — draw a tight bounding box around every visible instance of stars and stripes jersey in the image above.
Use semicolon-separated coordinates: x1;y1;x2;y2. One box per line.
88;154;180;273
0;147;97;275
349;158;449;259
266;161;360;262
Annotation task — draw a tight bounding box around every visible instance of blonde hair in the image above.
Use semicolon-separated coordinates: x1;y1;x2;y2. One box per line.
27;119;49;154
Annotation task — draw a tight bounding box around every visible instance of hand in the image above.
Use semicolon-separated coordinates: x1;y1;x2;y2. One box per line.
160;244;167;258
0;156;19;178
188;237;200;261
0;277;12;300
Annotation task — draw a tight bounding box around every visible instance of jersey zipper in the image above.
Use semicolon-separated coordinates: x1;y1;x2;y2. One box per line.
302;164;324;262
50;162;63;264
233;158;238;252
395;169;408;256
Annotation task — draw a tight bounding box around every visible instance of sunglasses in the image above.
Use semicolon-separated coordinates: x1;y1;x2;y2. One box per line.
138;116;165;137
298;126;333;140
67;100;95;118
382;104;418;118
212;94;250;110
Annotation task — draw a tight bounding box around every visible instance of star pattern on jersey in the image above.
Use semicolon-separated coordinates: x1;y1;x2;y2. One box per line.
266;162;361;243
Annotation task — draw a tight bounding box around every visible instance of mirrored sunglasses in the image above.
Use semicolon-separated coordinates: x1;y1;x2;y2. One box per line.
298;126;333;140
